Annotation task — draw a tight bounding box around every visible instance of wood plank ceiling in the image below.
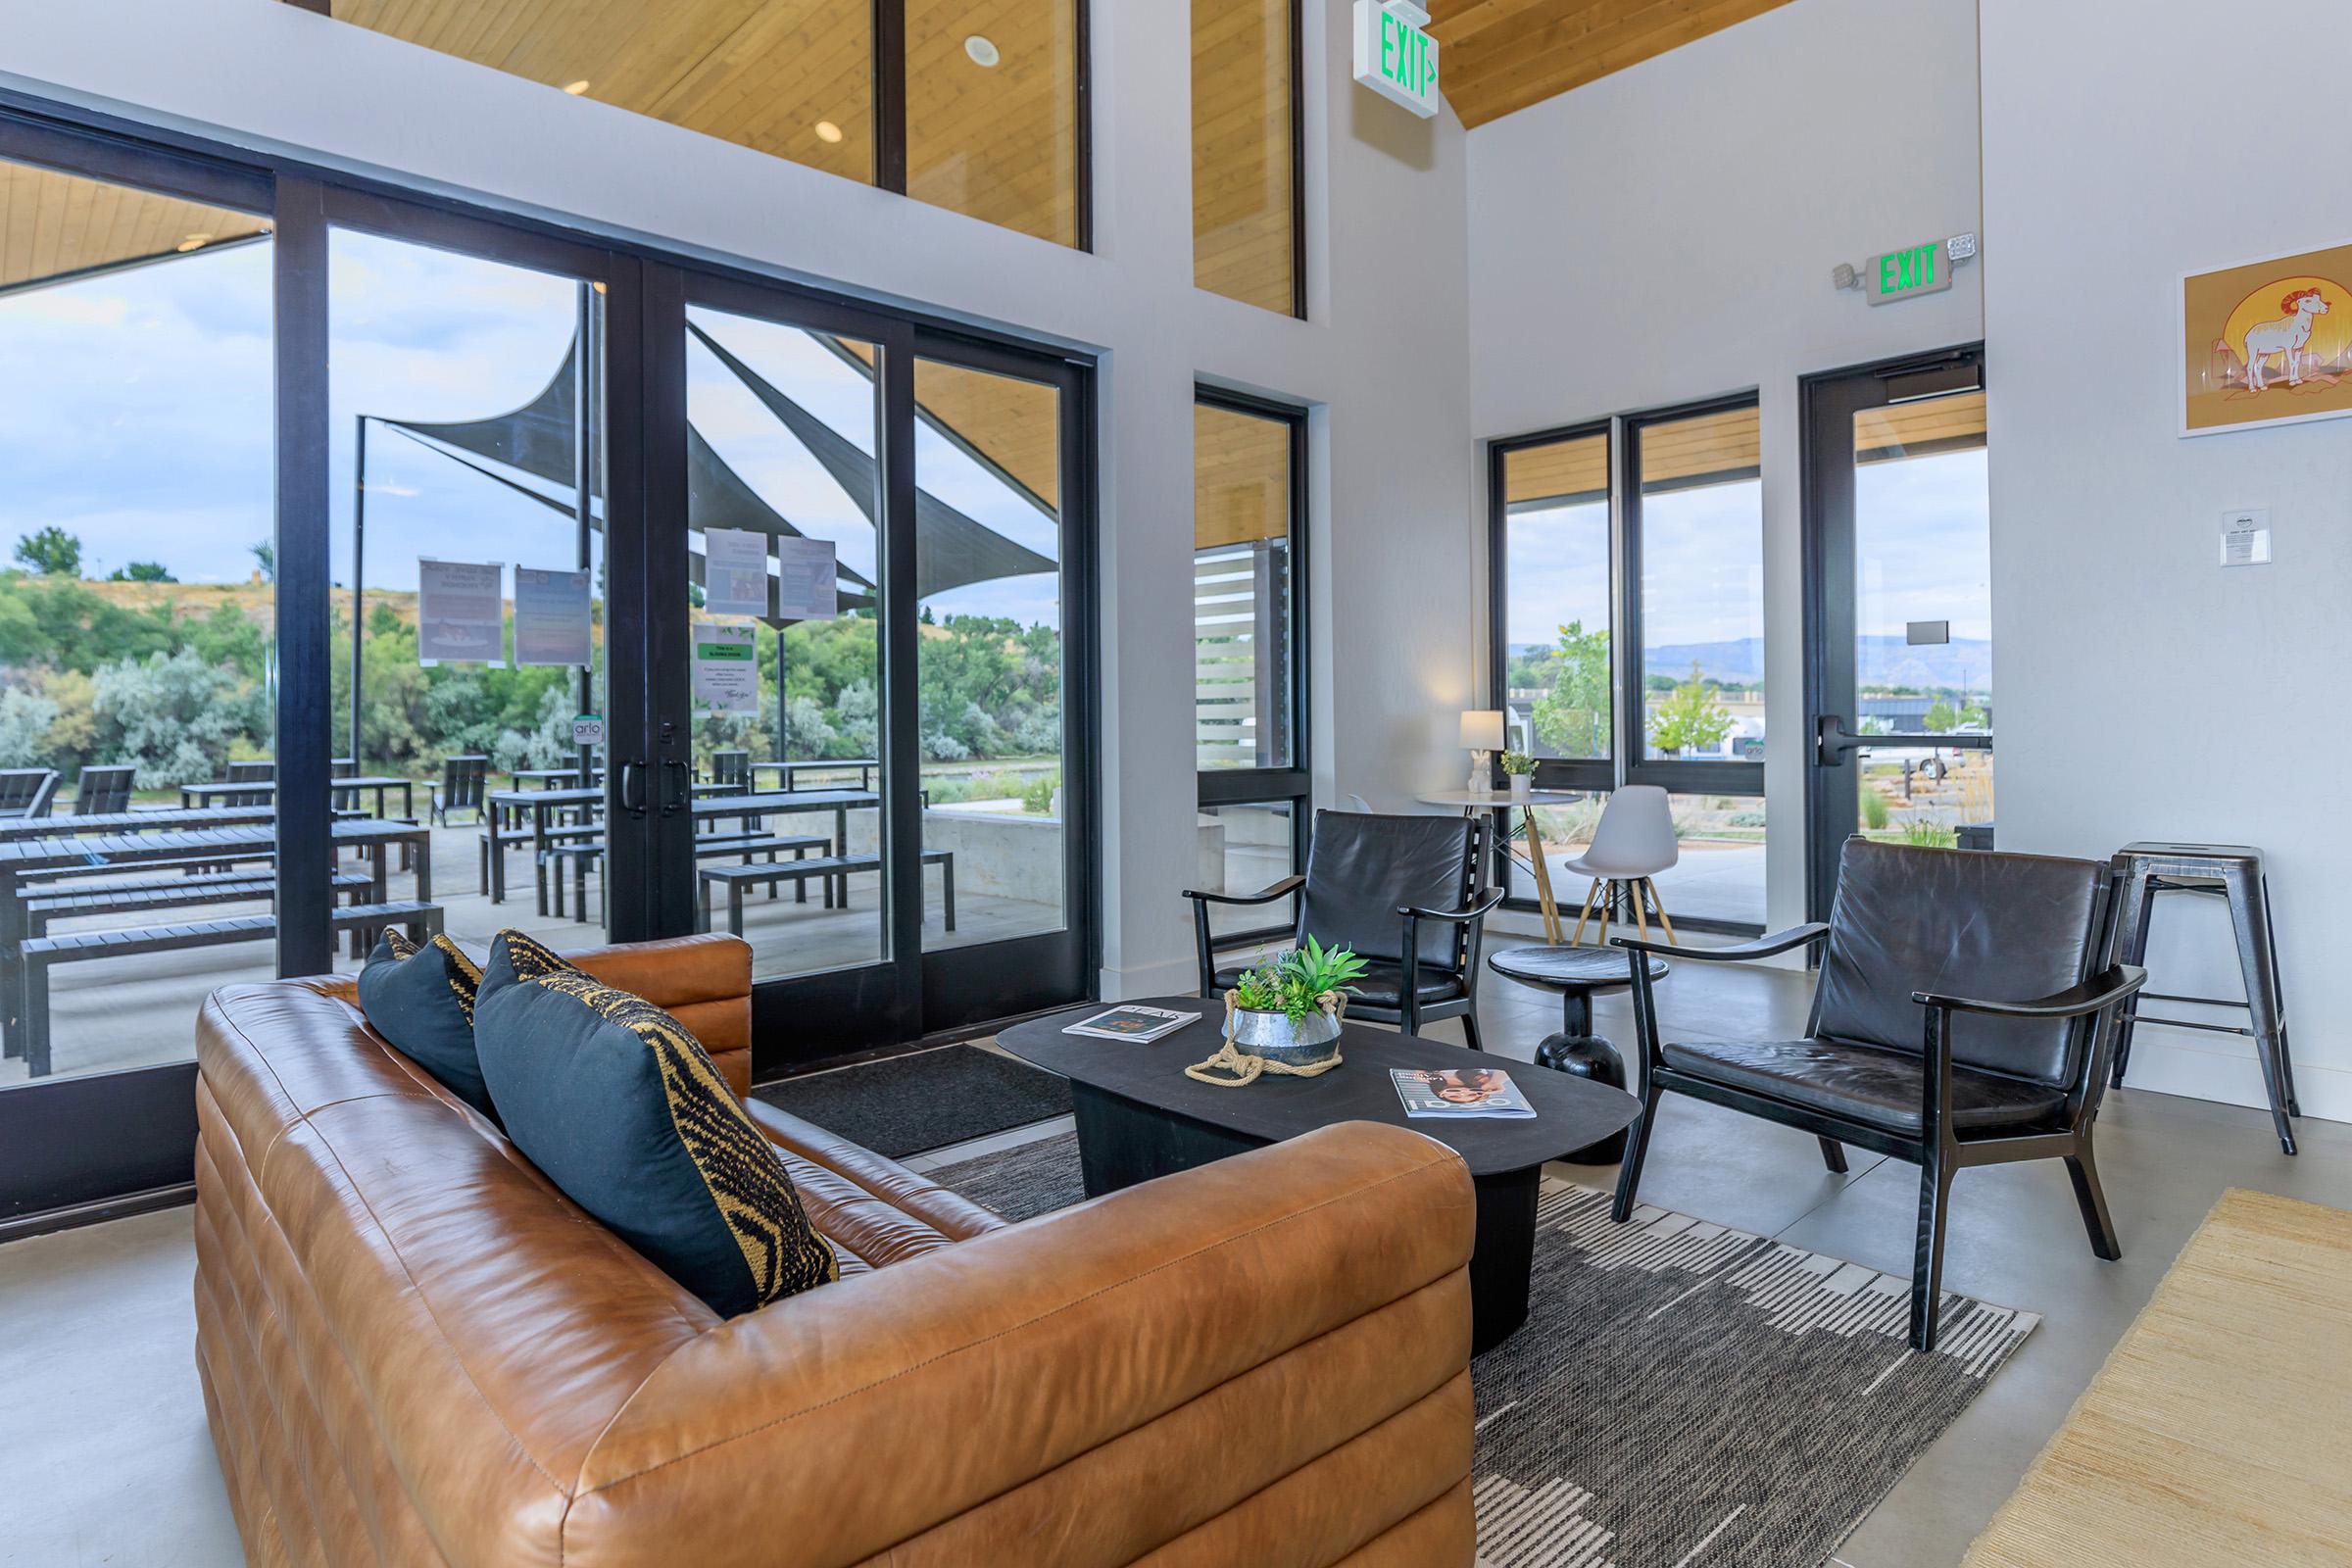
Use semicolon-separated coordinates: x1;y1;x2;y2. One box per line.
1427;0;1800;127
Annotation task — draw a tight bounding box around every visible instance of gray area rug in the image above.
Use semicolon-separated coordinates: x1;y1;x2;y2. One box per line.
753;1045;1071;1157
928;1131;2038;1568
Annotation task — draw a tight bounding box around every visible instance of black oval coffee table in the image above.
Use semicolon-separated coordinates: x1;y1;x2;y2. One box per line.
1487;945;1669;1164
999;999;1641;1354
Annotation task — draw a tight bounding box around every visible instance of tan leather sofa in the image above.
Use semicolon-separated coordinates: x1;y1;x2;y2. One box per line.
194;934;1478;1566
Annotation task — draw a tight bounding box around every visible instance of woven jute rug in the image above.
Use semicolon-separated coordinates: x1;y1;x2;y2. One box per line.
931;1131;2038;1567
1964;1188;2352;1568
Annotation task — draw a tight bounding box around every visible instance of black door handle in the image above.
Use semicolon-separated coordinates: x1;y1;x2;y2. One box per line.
616;760;649;817
661;759;689;815
1815;714;1869;766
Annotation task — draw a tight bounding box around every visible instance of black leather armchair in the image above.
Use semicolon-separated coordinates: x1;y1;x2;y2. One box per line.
1184;810;1503;1045
1611;836;2146;1351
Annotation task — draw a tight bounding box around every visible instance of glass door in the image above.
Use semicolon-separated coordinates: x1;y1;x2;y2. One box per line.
662;277;1094;1063
1802;348;1991;919
0;126;275;1227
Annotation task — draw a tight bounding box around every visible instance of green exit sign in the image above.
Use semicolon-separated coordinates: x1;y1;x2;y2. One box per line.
1352;0;1441;120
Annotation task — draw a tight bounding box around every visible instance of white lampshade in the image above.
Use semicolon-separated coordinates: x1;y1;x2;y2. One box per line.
1458;710;1504;752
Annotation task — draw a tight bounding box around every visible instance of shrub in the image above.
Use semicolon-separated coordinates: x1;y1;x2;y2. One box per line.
1860;789;1890;830
90;648;266;789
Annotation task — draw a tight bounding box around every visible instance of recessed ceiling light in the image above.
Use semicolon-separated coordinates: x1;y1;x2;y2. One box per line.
963;34;1001;68
562;79;591;95
175;233;212;253
814;120;844;144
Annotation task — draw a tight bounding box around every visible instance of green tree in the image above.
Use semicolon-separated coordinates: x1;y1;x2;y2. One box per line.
15;527;81;577
1923;700;1958;733
1647;662;1734;758
90;648;267;788
108;562;175;583
1528;620;1610;759
249;540;274;582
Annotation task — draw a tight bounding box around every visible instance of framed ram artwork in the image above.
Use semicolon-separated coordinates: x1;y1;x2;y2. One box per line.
2182;239;2352;436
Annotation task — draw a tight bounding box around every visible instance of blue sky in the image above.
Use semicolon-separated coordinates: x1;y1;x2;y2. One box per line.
0;231;1059;630
1505;449;1990;694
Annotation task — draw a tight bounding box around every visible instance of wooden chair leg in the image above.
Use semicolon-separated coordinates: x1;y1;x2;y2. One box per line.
1592;881;1615;952
1631;879;1651;945
1611;1076;1664;1223
1910;1153;1956;1352
2066;1139;2123;1260
1570;878;1600;947
1645;878;1680;946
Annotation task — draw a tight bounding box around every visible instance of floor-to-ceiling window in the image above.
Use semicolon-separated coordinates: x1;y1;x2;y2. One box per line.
1489;396;1768;934
1194;389;1306;946
0;106;1099;1230
1192;0;1301;317
305;0;1089;248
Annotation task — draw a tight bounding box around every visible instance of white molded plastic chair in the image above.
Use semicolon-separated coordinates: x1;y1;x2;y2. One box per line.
1344;793;1373;813
1562;785;1679;947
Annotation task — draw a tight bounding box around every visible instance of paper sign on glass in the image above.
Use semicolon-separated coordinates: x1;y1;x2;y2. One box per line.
702;527;770;618
772;536;838;622
692;622;760;714
416;559;505;666
513;565;593;667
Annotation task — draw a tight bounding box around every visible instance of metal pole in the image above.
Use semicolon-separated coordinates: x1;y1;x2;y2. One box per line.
573;285;595;792
349;414;367;769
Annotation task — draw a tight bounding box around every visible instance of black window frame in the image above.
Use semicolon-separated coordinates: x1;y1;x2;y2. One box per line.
1194;384;1309;948
0;84;1105;1233
1485;391;1768;939
280;0;1095;254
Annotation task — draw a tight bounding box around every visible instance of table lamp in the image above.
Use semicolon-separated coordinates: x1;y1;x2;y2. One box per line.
1459;710;1504;794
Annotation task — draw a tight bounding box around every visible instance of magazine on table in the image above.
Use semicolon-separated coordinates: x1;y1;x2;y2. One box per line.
1390;1066;1538;1119
1061;1004;1200;1043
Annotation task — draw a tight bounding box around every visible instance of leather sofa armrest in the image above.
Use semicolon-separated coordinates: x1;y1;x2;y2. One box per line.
564;1123;1476;1567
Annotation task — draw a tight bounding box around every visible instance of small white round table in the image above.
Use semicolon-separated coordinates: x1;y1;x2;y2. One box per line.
1416;788;1590;945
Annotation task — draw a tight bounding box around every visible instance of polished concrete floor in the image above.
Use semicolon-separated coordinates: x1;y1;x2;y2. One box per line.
4;954;2346;1567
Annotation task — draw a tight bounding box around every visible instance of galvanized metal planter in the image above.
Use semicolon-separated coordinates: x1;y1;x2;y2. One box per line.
1228;1004;1344;1070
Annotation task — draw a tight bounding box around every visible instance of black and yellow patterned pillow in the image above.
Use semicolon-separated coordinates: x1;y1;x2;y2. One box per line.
358;929;495;1119
474;935;835;1315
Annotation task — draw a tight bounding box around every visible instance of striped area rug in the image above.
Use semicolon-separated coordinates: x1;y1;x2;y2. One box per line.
929;1133;2037;1568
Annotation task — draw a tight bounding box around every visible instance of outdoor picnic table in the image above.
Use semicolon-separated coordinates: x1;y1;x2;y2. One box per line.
178;776;418;819
750;759;879;792
0;805;279;842
483;786;882;910
0;816;430;1055
509;766;604;791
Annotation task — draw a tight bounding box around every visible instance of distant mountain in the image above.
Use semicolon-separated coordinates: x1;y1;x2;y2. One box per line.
1508;634;1991;693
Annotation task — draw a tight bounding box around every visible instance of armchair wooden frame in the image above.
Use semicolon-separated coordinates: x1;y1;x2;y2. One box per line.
1608;914;2147;1352
1183;816;1505;1045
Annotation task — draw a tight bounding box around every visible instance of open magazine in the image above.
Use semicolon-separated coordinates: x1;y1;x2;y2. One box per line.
1061;1004;1200;1043
1391;1066;1537;1119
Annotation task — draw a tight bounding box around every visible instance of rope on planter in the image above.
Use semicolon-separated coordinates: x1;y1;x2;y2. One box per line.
1184;989;1347;1088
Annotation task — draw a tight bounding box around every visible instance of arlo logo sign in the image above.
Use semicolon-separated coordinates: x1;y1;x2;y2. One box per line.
1352;0;1441;120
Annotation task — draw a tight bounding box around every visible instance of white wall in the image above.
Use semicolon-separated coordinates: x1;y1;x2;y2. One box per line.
1983;0;2352;1121
1465;0;1984;938
0;0;1474;1003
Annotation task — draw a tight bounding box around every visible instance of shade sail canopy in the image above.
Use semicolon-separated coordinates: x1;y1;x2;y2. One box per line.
387;325;1053;610
687;321;1055;598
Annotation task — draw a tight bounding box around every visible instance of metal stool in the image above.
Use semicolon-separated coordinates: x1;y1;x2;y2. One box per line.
2108;842;2299;1154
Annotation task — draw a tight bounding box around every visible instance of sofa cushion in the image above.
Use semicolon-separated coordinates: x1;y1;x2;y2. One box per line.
475;931;837;1315
356;929;493;1118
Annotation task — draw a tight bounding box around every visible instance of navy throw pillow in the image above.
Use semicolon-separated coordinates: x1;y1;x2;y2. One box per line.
357;930;494;1119
473;929;836;1316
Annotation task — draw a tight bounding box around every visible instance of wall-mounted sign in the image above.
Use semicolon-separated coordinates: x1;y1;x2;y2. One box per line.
570;714;606;748
1833;234;1979;306
1352;0;1441;121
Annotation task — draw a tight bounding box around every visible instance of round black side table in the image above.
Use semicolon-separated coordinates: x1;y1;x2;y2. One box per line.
1486;945;1669;1164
